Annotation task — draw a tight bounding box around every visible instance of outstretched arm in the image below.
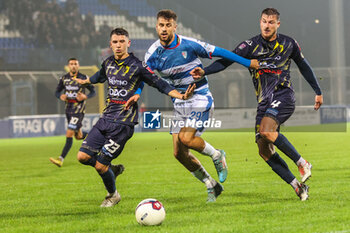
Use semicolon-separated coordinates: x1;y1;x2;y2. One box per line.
190;46;259;79
190;58;233;79
74;69;107;84
212;47;259;69
140;65;195;100
168;84;195;100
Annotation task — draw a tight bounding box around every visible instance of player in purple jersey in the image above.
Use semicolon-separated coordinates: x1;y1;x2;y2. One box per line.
74;28;195;207
191;8;323;201
50;58;96;167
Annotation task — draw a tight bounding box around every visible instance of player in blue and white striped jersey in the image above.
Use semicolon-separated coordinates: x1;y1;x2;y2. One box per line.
141;9;259;202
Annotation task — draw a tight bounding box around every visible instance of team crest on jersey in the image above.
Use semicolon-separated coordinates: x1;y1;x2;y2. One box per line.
245;40;253;46
182;51;187;59
238;43;246;50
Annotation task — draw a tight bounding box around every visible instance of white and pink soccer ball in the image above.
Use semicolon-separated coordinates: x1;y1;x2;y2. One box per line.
135;198;166;226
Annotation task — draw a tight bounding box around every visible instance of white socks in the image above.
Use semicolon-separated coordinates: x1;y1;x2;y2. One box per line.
191;166;215;189
201;141;221;160
290;178;300;190
296;157;307;167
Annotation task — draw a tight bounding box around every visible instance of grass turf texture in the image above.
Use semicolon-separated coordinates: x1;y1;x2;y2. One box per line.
1;127;349;232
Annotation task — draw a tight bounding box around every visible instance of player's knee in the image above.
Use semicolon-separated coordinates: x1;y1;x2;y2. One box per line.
95;162;108;174
259;130;273;141
77;151;90;163
178;132;192;147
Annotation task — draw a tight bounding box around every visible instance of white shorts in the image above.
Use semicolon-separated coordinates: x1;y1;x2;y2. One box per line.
170;93;214;136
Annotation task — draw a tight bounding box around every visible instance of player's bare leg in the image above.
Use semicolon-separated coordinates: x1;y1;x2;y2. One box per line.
257;138;308;201
178;127;228;183
173;133;223;202
50;129;75;167
260;116;312;183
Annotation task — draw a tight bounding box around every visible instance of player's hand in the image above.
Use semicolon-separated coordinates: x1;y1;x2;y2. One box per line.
124;94;140;110
60;94;67;102
250;59;260;69
182;83;196;100
314;95;323;110
190;67;205;79
73;76;89;85
76;92;87;102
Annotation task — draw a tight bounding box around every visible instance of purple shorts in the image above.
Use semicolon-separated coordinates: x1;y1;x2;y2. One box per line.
255;87;295;140
79;118;134;165
66;113;84;131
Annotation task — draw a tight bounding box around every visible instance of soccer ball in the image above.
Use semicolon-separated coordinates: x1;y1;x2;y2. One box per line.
135;198;166;226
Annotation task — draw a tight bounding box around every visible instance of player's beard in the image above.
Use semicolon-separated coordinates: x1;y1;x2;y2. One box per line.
160;33;174;46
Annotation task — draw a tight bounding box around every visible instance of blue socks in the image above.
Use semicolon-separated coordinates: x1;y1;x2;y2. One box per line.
273;133;301;163
80;155;97;167
266;153;295;184
60;137;73;159
99;167;116;194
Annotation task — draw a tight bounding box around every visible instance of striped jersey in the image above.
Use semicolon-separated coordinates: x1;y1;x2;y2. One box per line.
55;72;94;114
234;34;304;103
145;34;215;95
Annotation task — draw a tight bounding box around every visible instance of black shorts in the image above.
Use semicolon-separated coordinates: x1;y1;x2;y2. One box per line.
66;113;84;131
255;87;295;140
79;118;134;165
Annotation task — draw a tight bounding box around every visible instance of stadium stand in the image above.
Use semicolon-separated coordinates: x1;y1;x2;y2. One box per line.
0;0;204;70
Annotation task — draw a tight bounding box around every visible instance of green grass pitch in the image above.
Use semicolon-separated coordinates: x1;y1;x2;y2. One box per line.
1;127;349;232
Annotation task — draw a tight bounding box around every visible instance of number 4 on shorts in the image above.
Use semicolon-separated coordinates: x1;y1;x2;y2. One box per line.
271;100;281;108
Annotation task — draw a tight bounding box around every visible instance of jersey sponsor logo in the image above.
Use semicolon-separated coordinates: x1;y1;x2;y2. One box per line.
108;77;128;86
259;61;277;69
258;69;282;75
182;51;187;59
66;91;78;98
65;85;79;91
108;88;128;97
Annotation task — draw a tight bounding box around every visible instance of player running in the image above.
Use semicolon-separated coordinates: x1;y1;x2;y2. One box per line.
137;9;259;202
74;28;195;207
50;58;96;167
190;8;323;201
